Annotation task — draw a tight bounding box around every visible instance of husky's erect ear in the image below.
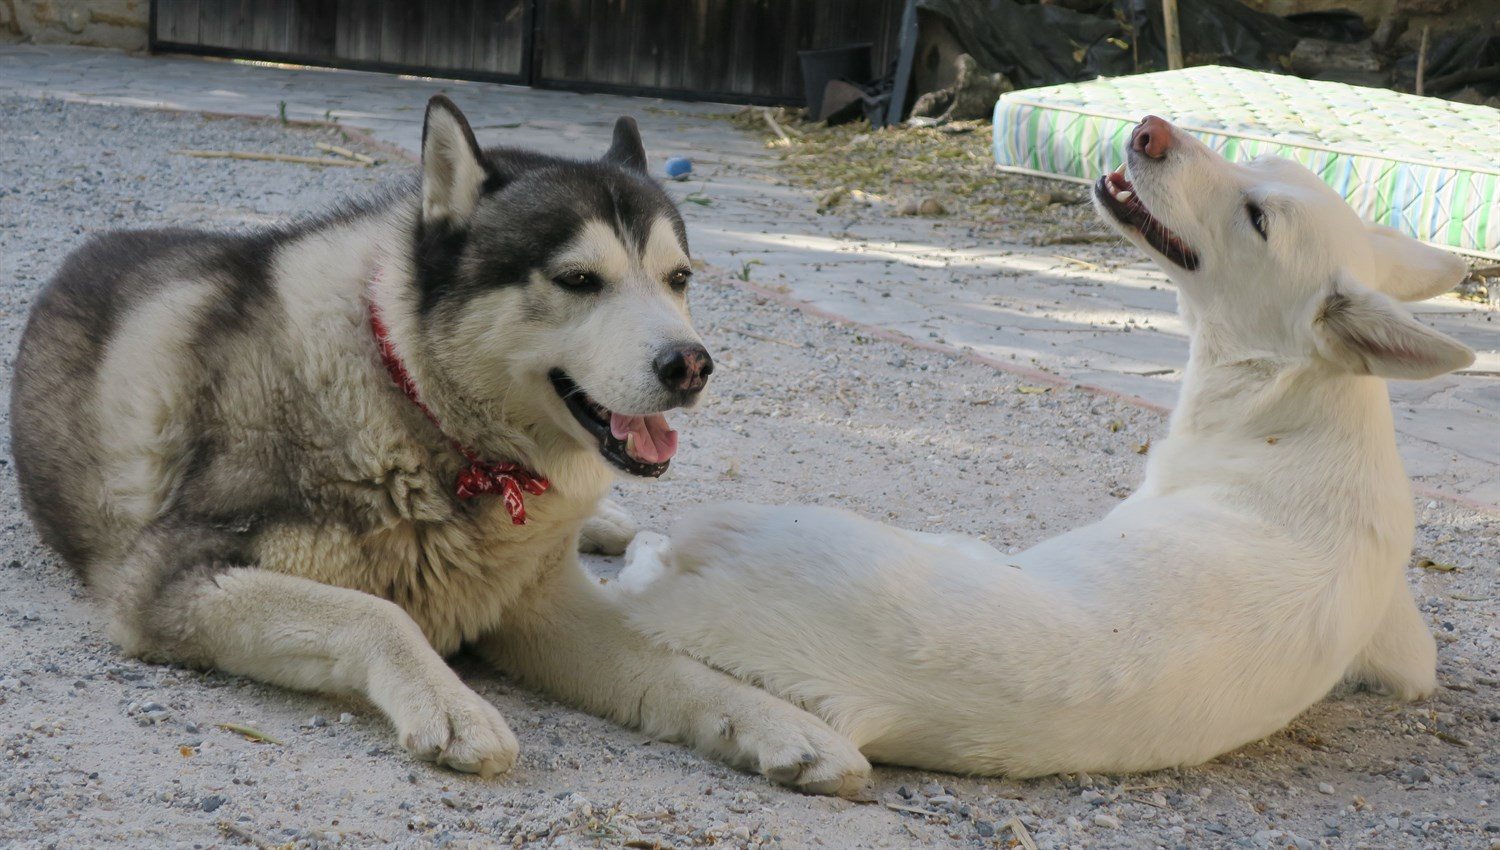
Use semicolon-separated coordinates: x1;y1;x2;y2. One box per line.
1364;224;1467;302
603;116;648;174
1313;282;1474;380
421;95;489;224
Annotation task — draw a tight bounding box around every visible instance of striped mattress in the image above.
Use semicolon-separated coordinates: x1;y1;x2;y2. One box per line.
992;65;1500;258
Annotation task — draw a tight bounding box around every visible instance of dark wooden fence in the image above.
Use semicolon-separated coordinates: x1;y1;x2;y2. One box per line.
150;0;905;104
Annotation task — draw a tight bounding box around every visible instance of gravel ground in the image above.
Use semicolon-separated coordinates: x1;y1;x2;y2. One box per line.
1;95;1497;850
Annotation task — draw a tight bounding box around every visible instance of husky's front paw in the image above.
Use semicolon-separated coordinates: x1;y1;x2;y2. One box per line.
580;498;638;555
718;699;871;798
398;684;519;777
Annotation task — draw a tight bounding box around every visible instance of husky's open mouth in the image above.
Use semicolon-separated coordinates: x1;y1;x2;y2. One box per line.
1095;167;1200;271
549;370;676;478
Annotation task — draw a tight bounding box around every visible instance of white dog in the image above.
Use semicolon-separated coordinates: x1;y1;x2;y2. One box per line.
619;116;1474;776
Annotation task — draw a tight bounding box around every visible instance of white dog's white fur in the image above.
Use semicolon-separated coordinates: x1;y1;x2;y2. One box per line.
620;120;1474;776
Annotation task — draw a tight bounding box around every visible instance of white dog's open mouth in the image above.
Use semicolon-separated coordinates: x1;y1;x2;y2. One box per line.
1094;167;1200;271
549;370;677;478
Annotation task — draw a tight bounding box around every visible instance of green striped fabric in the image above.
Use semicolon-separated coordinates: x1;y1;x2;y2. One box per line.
992;66;1500;258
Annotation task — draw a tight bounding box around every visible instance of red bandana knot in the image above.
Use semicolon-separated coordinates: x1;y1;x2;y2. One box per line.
369;297;549;525
454;459;550;524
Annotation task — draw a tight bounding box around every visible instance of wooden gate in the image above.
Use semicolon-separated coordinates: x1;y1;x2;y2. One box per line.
152;1;532;83
149;0;903;104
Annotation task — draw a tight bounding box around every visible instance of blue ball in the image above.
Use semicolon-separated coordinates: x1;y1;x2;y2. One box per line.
664;156;692;179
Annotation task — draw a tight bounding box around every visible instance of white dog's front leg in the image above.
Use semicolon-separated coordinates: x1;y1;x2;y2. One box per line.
617;530;673;593
1346;584;1436;700
478;560;871;797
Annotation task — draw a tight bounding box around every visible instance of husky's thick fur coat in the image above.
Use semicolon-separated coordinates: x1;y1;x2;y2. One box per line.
11;97;869;793
621;116;1474;776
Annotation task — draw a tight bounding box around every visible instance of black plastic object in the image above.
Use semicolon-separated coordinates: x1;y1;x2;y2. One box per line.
914;0;1114;88
912;0;1303;90
1124;0;1299;72
1397;34;1500;96
799;44;874;119
1284;10;1369;43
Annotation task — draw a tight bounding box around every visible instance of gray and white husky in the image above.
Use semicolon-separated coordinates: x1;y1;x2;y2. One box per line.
10;96;869;794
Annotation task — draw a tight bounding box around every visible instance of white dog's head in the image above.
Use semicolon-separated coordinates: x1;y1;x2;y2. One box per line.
1094;116;1473;380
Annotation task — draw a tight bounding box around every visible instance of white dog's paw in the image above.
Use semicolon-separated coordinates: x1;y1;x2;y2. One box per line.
579;498;638;555
1347;595;1438;702
619;531;673;593
1354;654;1436;702
718;701;871;798
1384;670;1437;702
397;684;519;778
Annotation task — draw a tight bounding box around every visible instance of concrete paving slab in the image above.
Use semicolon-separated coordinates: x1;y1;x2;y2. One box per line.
2;44;1495;510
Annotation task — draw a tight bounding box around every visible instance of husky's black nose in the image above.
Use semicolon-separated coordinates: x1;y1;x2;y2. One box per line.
654;343;714;394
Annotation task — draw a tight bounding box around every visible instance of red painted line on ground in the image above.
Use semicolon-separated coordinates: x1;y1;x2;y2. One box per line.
733;278;1172;413
1412;483;1500;517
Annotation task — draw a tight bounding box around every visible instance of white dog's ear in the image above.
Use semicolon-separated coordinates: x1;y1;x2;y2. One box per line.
421;95;490;224
1364;224;1467;302
1313;283;1474;380
603;116;648;174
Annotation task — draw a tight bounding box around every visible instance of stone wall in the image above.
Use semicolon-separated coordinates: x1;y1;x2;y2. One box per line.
2;1;148;51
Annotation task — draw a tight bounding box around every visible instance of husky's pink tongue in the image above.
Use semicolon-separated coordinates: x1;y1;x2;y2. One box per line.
610;413;678;464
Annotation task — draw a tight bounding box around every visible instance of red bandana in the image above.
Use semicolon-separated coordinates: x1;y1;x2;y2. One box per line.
368;304;549;525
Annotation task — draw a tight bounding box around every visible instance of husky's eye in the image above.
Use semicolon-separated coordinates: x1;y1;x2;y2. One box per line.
1246;202;1268;240
667;267;692;291
552;270;602;293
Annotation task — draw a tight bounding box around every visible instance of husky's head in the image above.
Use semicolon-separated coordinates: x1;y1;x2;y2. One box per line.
410;96;711;480
1093;116;1473;380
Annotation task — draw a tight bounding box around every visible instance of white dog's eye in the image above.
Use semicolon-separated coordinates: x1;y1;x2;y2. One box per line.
667;267;692;292
1246;203;1268;240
